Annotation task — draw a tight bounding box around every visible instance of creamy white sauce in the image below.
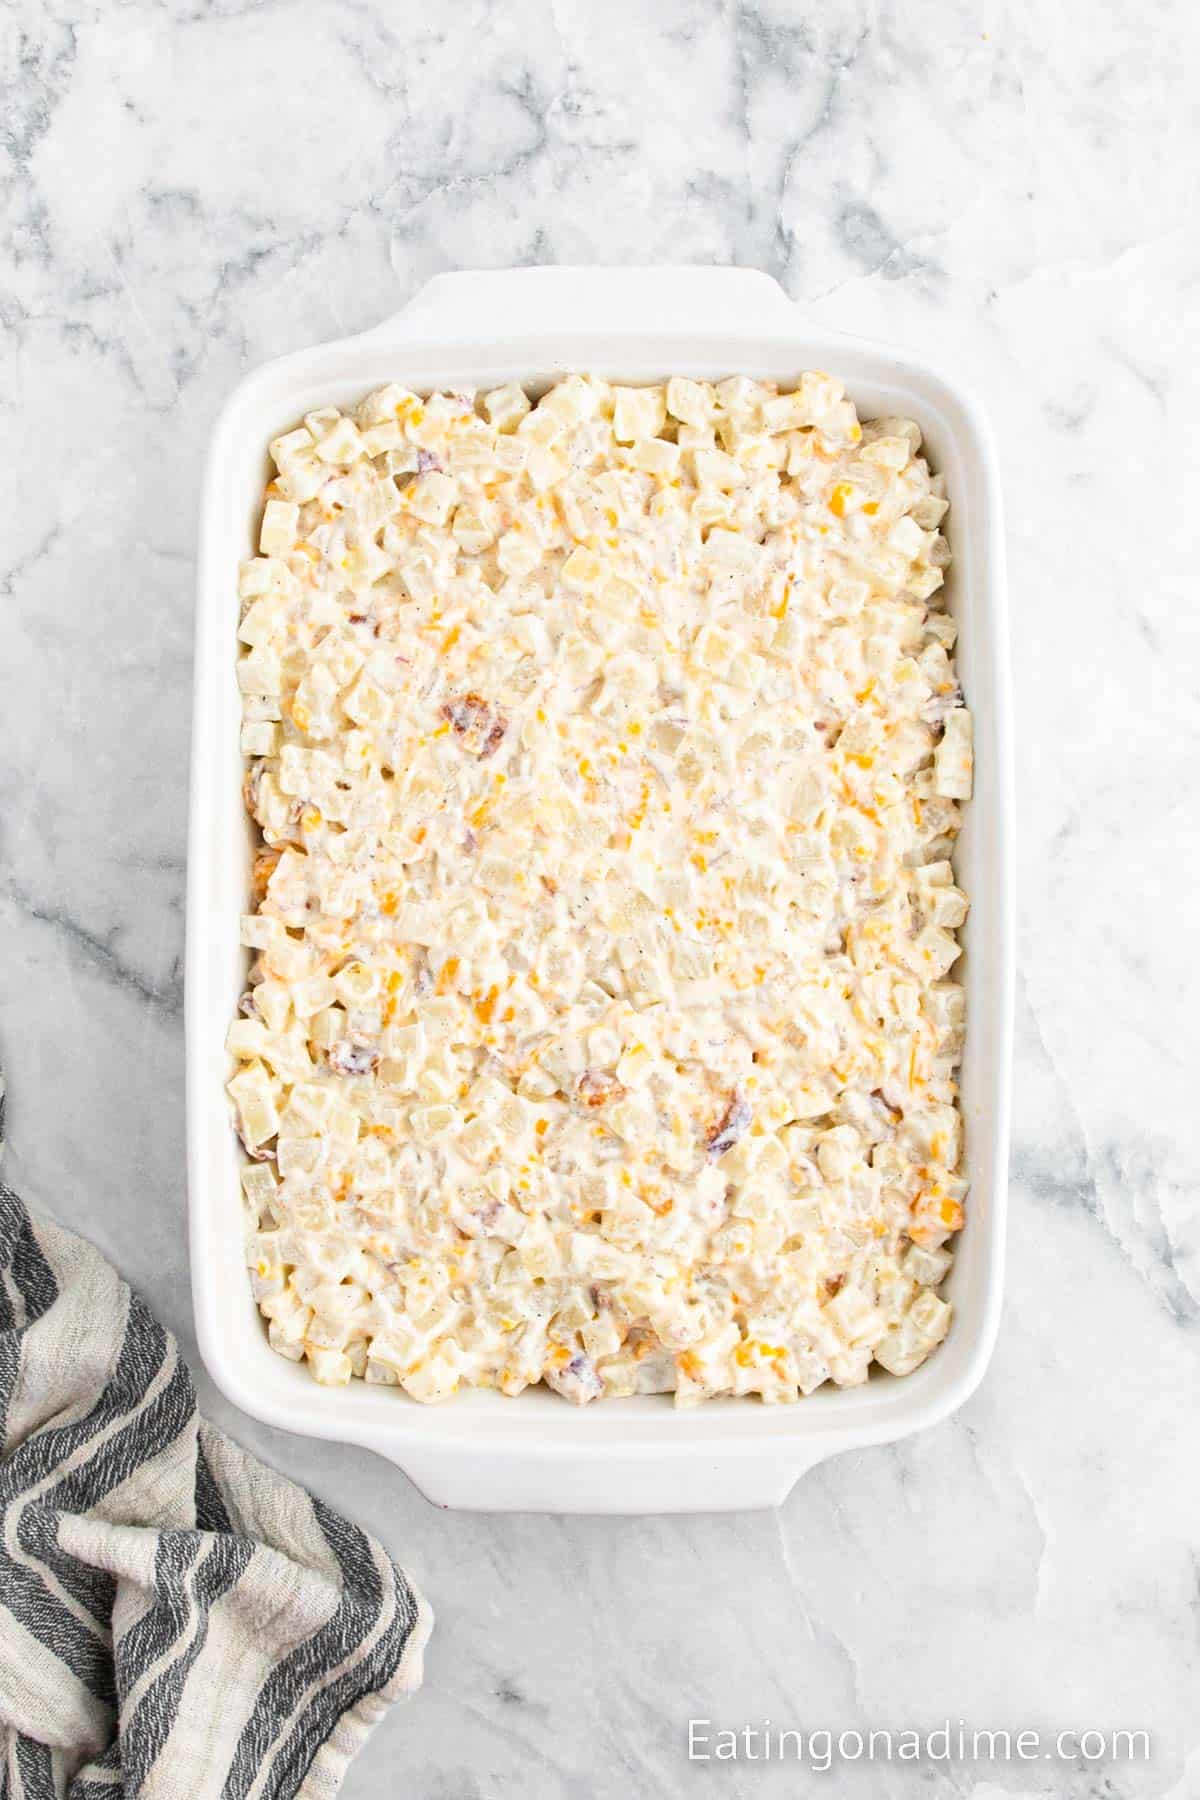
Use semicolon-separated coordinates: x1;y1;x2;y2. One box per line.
228;372;972;1405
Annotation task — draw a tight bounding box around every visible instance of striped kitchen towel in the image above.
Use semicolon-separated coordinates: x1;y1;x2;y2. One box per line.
0;1079;431;1799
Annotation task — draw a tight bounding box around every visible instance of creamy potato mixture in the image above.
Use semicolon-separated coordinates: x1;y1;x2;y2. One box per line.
227;370;972;1406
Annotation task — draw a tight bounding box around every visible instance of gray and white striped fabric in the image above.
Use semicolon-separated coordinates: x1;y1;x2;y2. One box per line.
0;1080;431;1799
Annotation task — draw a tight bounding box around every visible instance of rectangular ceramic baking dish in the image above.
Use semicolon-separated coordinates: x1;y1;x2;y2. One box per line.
187;265;1011;1514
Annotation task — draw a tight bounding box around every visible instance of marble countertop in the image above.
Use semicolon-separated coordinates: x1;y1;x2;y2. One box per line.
3;1;1197;1794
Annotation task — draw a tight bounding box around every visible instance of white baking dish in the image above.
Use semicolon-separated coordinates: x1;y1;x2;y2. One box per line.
187;266;1011;1514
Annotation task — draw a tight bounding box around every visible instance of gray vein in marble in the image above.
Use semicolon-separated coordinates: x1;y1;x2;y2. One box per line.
2;880;184;1015
0;526;61;599
1016;978;1199;1325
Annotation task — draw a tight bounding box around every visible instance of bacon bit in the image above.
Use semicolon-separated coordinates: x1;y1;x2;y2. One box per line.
871;1087;901;1124
824;1272;847;1299
441;691;508;758
577;1070;625;1108
546;1352;603;1405
241;761;265;815
328;1039;380;1077
252;848;280;901
239;1132;275;1162
706;1090;752;1160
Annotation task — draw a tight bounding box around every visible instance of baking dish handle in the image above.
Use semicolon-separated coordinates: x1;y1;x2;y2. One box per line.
362;264;798;345
370;1440;832;1514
